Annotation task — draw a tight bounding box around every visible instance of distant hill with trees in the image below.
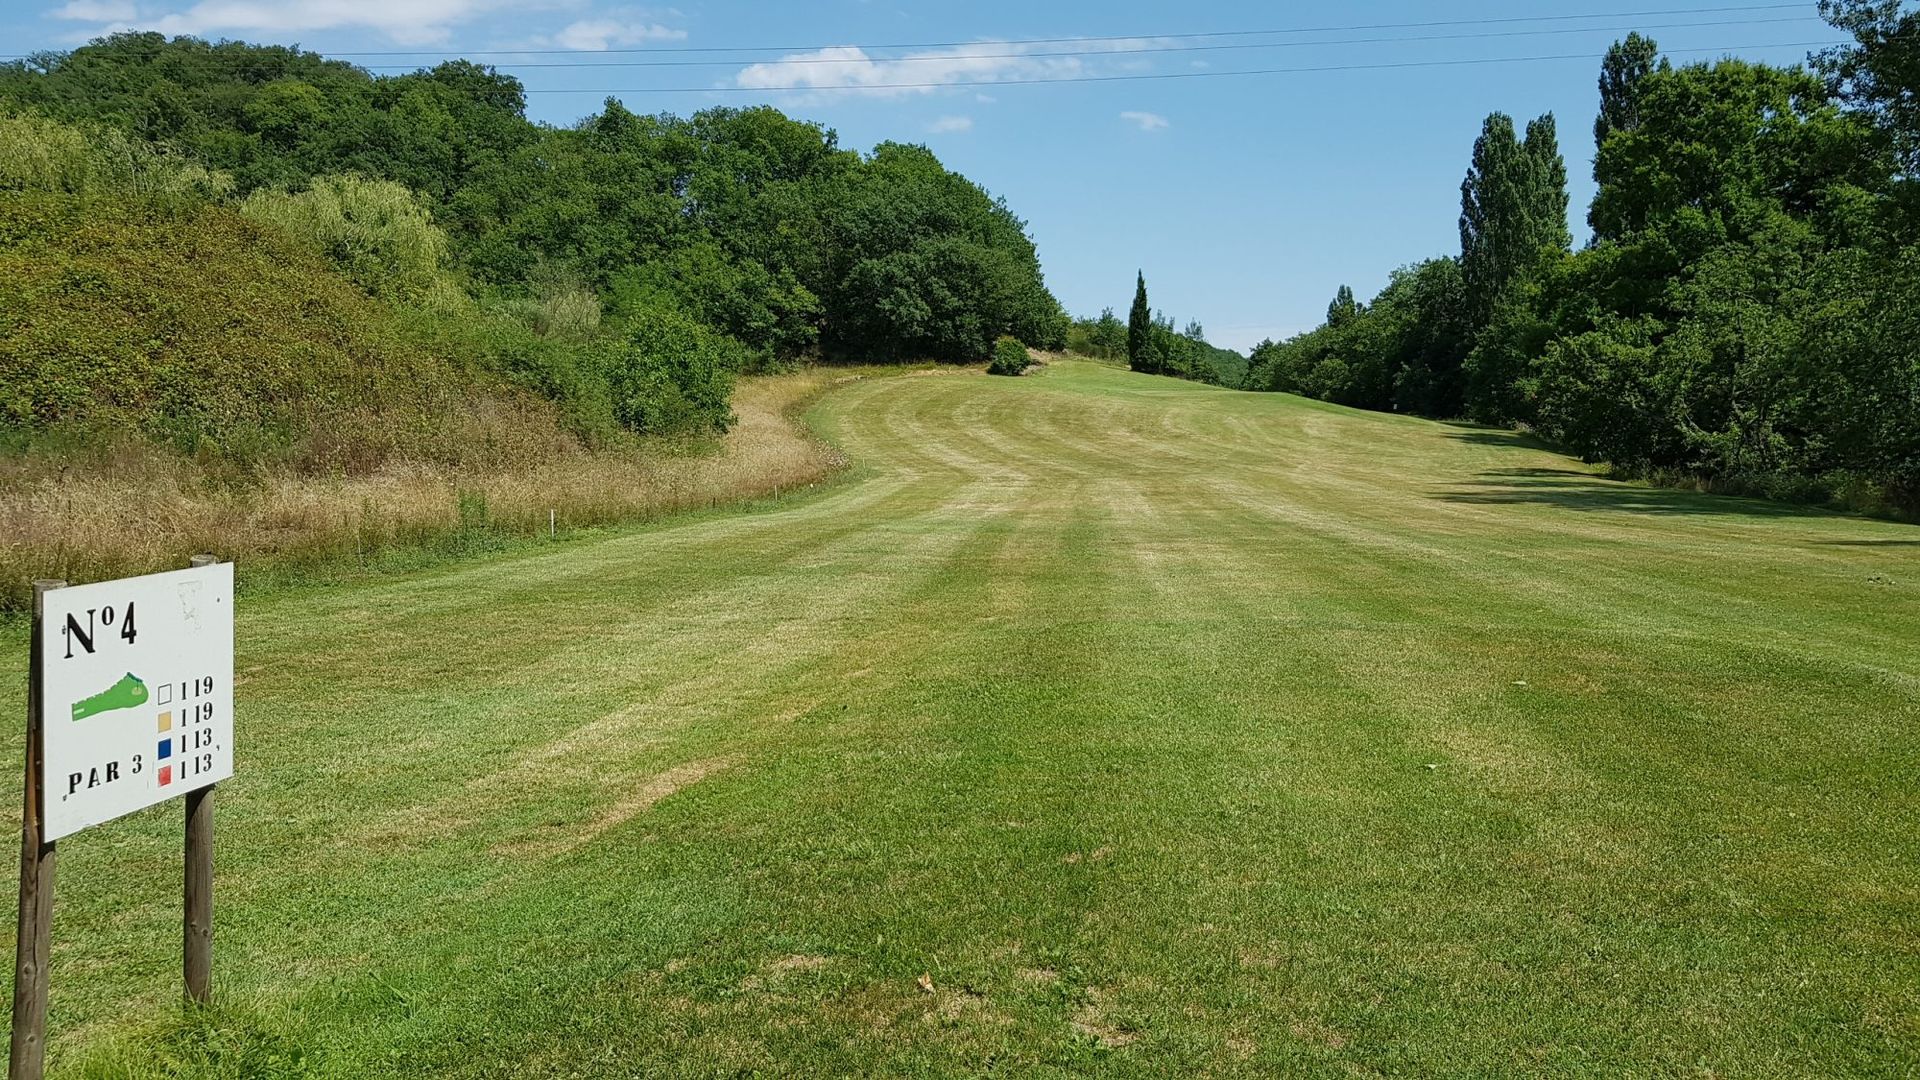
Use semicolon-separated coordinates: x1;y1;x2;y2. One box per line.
0;32;1069;453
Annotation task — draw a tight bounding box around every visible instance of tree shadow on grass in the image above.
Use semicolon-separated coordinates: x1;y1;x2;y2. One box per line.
1430;422;1920;527
1433;473;1825;519
1812;538;1920;546
1438;422;1561;452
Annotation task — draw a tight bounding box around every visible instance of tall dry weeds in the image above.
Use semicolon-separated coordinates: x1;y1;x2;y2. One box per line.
0;369;860;610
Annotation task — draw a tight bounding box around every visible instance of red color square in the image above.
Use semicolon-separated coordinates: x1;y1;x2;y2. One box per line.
159;765;173;787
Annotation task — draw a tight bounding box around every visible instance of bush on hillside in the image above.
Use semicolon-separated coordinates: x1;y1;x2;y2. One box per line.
239;173;453;305
988;336;1033;376
594;302;742;436
0;110;230;200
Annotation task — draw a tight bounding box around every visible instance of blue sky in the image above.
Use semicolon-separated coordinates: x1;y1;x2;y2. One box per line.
6;0;1842;351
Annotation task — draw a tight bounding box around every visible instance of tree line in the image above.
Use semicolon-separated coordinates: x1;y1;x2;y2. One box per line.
0;33;1069;444
1063;272;1246;386
1246;2;1920;514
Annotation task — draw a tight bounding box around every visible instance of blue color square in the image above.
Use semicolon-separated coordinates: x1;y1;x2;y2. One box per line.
157;739;173;761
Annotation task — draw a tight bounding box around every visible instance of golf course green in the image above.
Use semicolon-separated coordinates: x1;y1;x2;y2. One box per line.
6;360;1916;1076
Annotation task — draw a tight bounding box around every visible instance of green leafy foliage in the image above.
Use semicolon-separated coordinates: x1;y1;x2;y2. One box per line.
1066;308;1127;362
0;192;521;469
1249;36;1920;514
1817;0;1920;178
0;34;1068;463
816;142;1065;362
239;173;452;304
593;301;740;436
1249;259;1472;413
988;335;1033;376
0;108;229;201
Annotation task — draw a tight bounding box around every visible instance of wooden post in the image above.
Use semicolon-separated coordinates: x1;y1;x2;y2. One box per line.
182;787;212;1005
10;580;64;1080
183;555;216;1005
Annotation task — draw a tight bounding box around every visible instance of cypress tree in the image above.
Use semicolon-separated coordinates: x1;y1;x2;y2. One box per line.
1121;270;1152;372
1128;271;1153;372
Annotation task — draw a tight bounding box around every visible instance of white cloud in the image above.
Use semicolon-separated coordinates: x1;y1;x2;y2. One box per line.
552;17;686;51
926;115;972;134
47;0;137;20
732;38;1160;100
1120;110;1169;132
44;0;628;47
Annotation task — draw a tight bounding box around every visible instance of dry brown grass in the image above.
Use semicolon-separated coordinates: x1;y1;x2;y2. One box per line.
0;368;862;609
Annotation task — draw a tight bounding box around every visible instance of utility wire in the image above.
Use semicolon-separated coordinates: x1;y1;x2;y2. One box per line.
1;3;1810;60
349;16;1815;70
514;40;1844;94
339;2;1817;55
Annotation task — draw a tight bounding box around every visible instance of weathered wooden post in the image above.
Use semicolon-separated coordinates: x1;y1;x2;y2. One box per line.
9;580;65;1080
183;554;217;1005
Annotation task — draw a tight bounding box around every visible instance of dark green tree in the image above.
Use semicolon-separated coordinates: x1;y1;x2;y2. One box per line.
1817;1;1920;175
1327;284;1360;327
1459;113;1526;325
1523;114;1572;253
1594;33;1668;157
1127;271;1153;372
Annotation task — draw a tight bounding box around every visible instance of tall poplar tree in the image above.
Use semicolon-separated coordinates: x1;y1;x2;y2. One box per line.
1594;33;1666;157
1523;113;1572;254
1460;113;1525;324
1127;271;1153;372
1458;111;1570;325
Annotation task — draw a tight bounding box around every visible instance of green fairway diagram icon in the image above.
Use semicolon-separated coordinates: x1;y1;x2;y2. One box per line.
71;673;148;722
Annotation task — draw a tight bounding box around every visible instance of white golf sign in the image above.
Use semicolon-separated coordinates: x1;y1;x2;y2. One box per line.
10;559;233;1080
37;563;233;840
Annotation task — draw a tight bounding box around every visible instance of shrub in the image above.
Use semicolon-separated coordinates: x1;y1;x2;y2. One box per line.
593;301;743;436
988;335;1032;376
239;173;451;304
0;109;230;201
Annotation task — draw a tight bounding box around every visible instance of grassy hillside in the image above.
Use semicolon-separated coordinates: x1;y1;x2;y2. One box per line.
0;112;822;606
6;361;1913;1076
0;192;561;468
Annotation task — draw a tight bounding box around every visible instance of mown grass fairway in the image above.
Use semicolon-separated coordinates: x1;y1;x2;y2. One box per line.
5;360;1917;1077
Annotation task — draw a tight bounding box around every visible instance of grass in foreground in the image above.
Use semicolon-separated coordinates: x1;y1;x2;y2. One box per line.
2;360;1915;1077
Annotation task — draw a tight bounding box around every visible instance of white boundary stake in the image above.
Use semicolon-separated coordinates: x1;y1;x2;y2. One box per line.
9;556;233;1080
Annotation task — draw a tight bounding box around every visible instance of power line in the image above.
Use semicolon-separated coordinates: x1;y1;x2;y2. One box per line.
348;16;1814;71
0;3;1812;61
516;40;1844;94
339;2;1818;55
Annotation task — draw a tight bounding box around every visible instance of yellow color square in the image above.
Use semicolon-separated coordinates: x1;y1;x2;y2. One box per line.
157;711;172;733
